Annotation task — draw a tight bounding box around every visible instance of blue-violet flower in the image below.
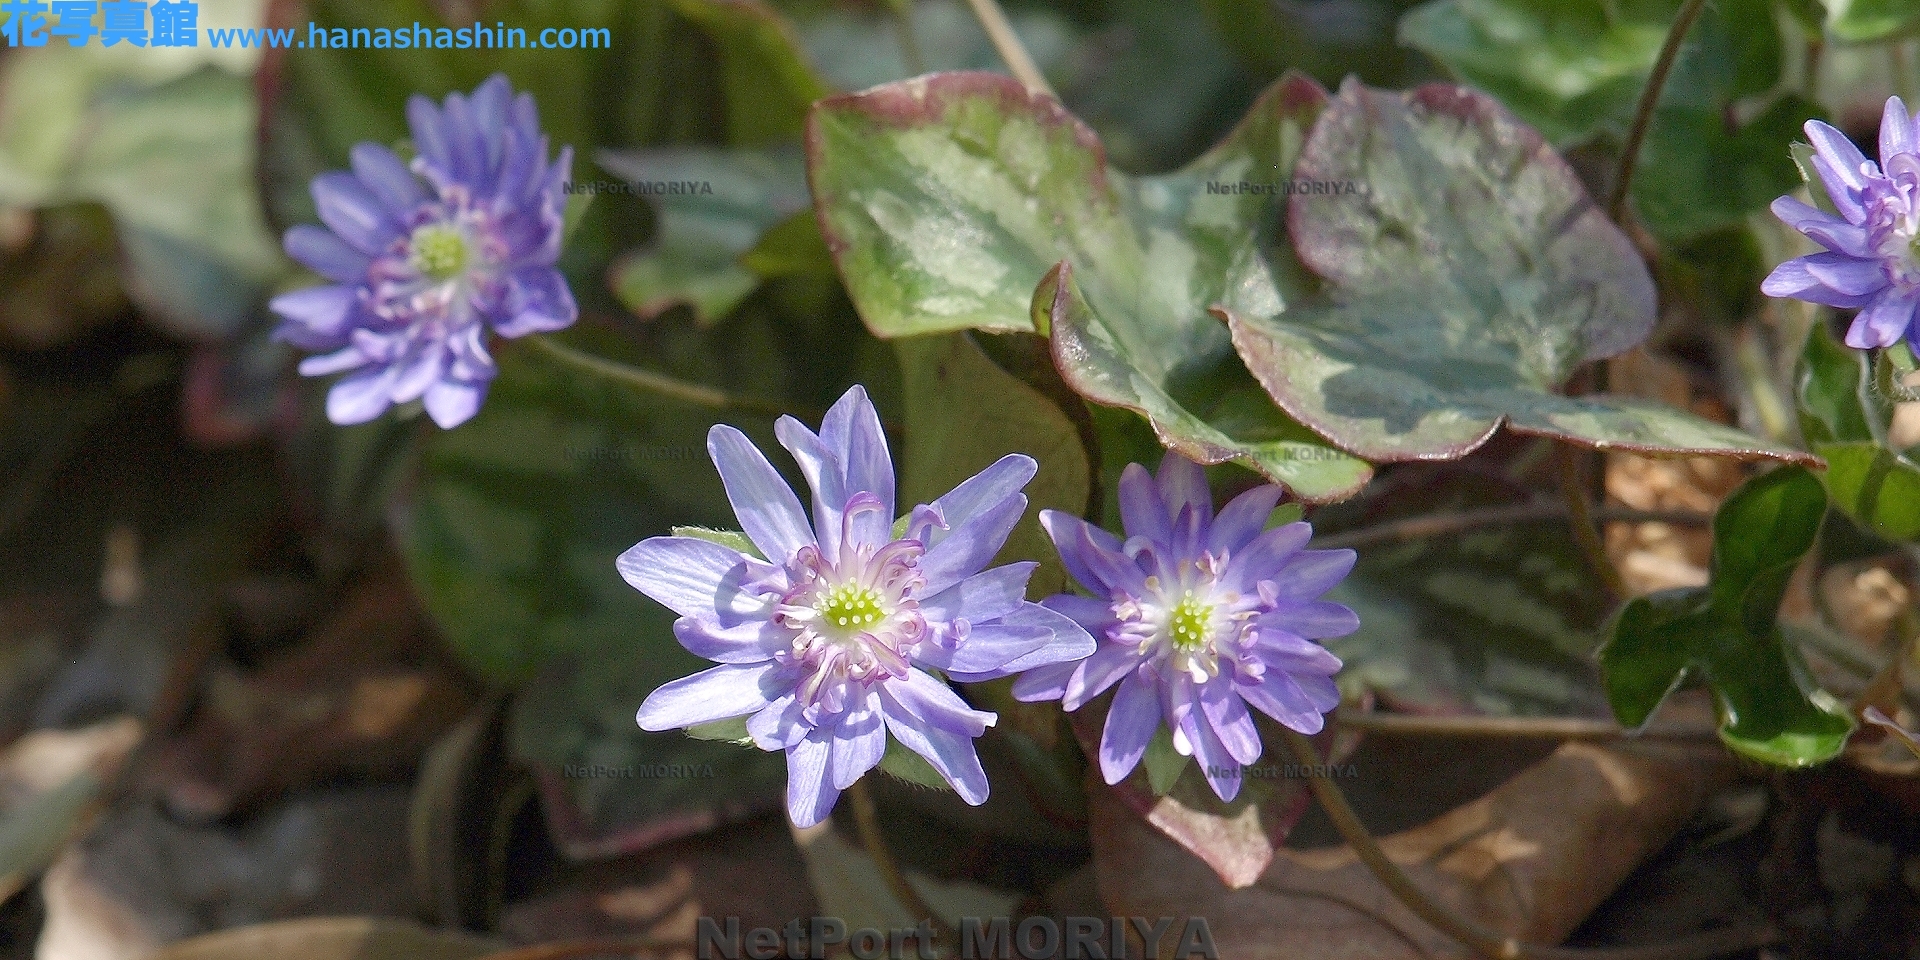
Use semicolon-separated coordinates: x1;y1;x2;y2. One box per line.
1765;96;1920;352
270;73;576;428
1014;452;1356;802
625;386;1097;827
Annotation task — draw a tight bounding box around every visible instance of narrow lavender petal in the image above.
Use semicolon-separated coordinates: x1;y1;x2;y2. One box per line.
917;493;1027;596
1010;660;1077;702
1200;680;1261;765
325;364;401;425
388;342;449;406
407;94;452;177
914;621;1051;675
297;344;368;377
708;425;816;562
1803;251;1892;297
1807;120;1873;189
446;323;498;382
946;602;1098;681
1884;97;1915;165
1062;644;1144;711
270;286;358;346
1208;484;1283;556
283;225;371;283
882;668;995;736
1155;451;1213;526
1168;503;1206;561
1184;707;1242;802
1117;463;1171;543
829;690;886;790
1847;295;1919;348
350;143;424;215
1038;510;1116;595
636;661;779;730
1220;522;1312;592
749;692;807;750
918;562;1035;623
1238;671;1336;735
773;416;846;560
1267;548;1358;601
829;386;895;549
1260;600;1360;640
785;730;840;828
672;618;786;664
924;455;1037;553
880;707;989;804
1769;196;1872;257
615;536;774;621
1039;593;1115;630
1099;671;1159;785
1077;520;1149;599
1810;152;1868;222
423;378;484;428
311;172;399;256
1762;257;1879;308
494;267;578;337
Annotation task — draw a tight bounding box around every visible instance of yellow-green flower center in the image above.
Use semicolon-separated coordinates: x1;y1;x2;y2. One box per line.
1167;593;1215;652
408;224;471;281
817;582;888;636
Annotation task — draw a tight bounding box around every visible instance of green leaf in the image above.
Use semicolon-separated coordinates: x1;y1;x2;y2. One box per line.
1226;80;1814;466
1598;466;1853;766
670;526;763;559
1141;726;1189;796
1823;0;1920;42
877;739;954;791
600;145;811;324
0;54;286;337
686;717;753;743
1314;470;1614;716
1791;141;1843;218
1399;0;1821;242
809;71;1373;502
896;332;1091;597
1795;323;1920;540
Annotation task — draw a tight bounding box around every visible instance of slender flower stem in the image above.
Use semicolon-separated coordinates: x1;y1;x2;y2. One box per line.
527;334;816;419
848;778;955;949
1607;0;1710;225
960;0;1055;96
1335;709;1720;742
1313;504;1709;552
1557;445;1628;603
1279;729;1778;960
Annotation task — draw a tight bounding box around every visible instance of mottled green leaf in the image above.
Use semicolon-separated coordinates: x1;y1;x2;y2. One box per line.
1226;80;1813;465
1598;467;1852;766
1796;323;1920;540
810;71;1372;501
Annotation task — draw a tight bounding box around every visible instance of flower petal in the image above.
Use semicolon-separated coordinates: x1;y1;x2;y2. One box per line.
284;225;371;283
616;535;777;623
1011;660;1077;702
1201;680;1261;765
880;706;989;804
828;690;887;790
1761;257;1879;308
1847;294;1919;349
923;454;1037;554
773;416;849;560
324;363;401;425
1267;548;1358;601
1117;463;1171;544
1183;703;1241;802
1803;251;1891;297
947;602;1098;681
1238;669;1339;735
311;172;399;256
1040;593;1115;630
1038;509;1126;595
882;668;996;737
1099;671;1160;785
423;378;488;429
918;562;1035;623
1260;600;1360;640
918;621;1051;677
820;386;895;550
350;143;424;216
785;730;840;828
1220;522;1312;593
917;492;1027;596
271;285;359;348
1885;96;1918;163
672;618;788;664
636;661;780;730
1208;484;1284;557
1769;196;1871;258
1063;643;1144;711
708;425;816;562
495;266;578;337
749;692;807;750
1155;451;1213;526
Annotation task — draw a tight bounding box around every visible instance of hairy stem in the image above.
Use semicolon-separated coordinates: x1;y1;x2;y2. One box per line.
1607;0;1710;224
960;0;1054;96
848;778;955;949
1313;504;1709;552
1561;445;1627;601
527;335;813;419
1279;729;1777;960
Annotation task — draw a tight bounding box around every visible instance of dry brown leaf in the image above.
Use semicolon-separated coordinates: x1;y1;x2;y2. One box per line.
1092;741;1734;959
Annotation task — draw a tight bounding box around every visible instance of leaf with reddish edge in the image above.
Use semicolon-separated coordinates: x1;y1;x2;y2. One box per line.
1067;692;1327;889
807;71;1372;502
1223;79;1817;467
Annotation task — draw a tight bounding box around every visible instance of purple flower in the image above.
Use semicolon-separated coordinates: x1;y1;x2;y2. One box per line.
1015;453;1356;802
624;386;1096;827
270;73;576;429
1764;97;1920;352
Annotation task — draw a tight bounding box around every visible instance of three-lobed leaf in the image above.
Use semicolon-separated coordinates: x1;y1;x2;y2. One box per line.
1795;323;1920;541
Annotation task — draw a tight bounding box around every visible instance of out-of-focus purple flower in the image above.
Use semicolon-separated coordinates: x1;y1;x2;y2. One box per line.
1015;452;1356;802
270;73;575;428
624;386;1096;827
1765;97;1920;353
